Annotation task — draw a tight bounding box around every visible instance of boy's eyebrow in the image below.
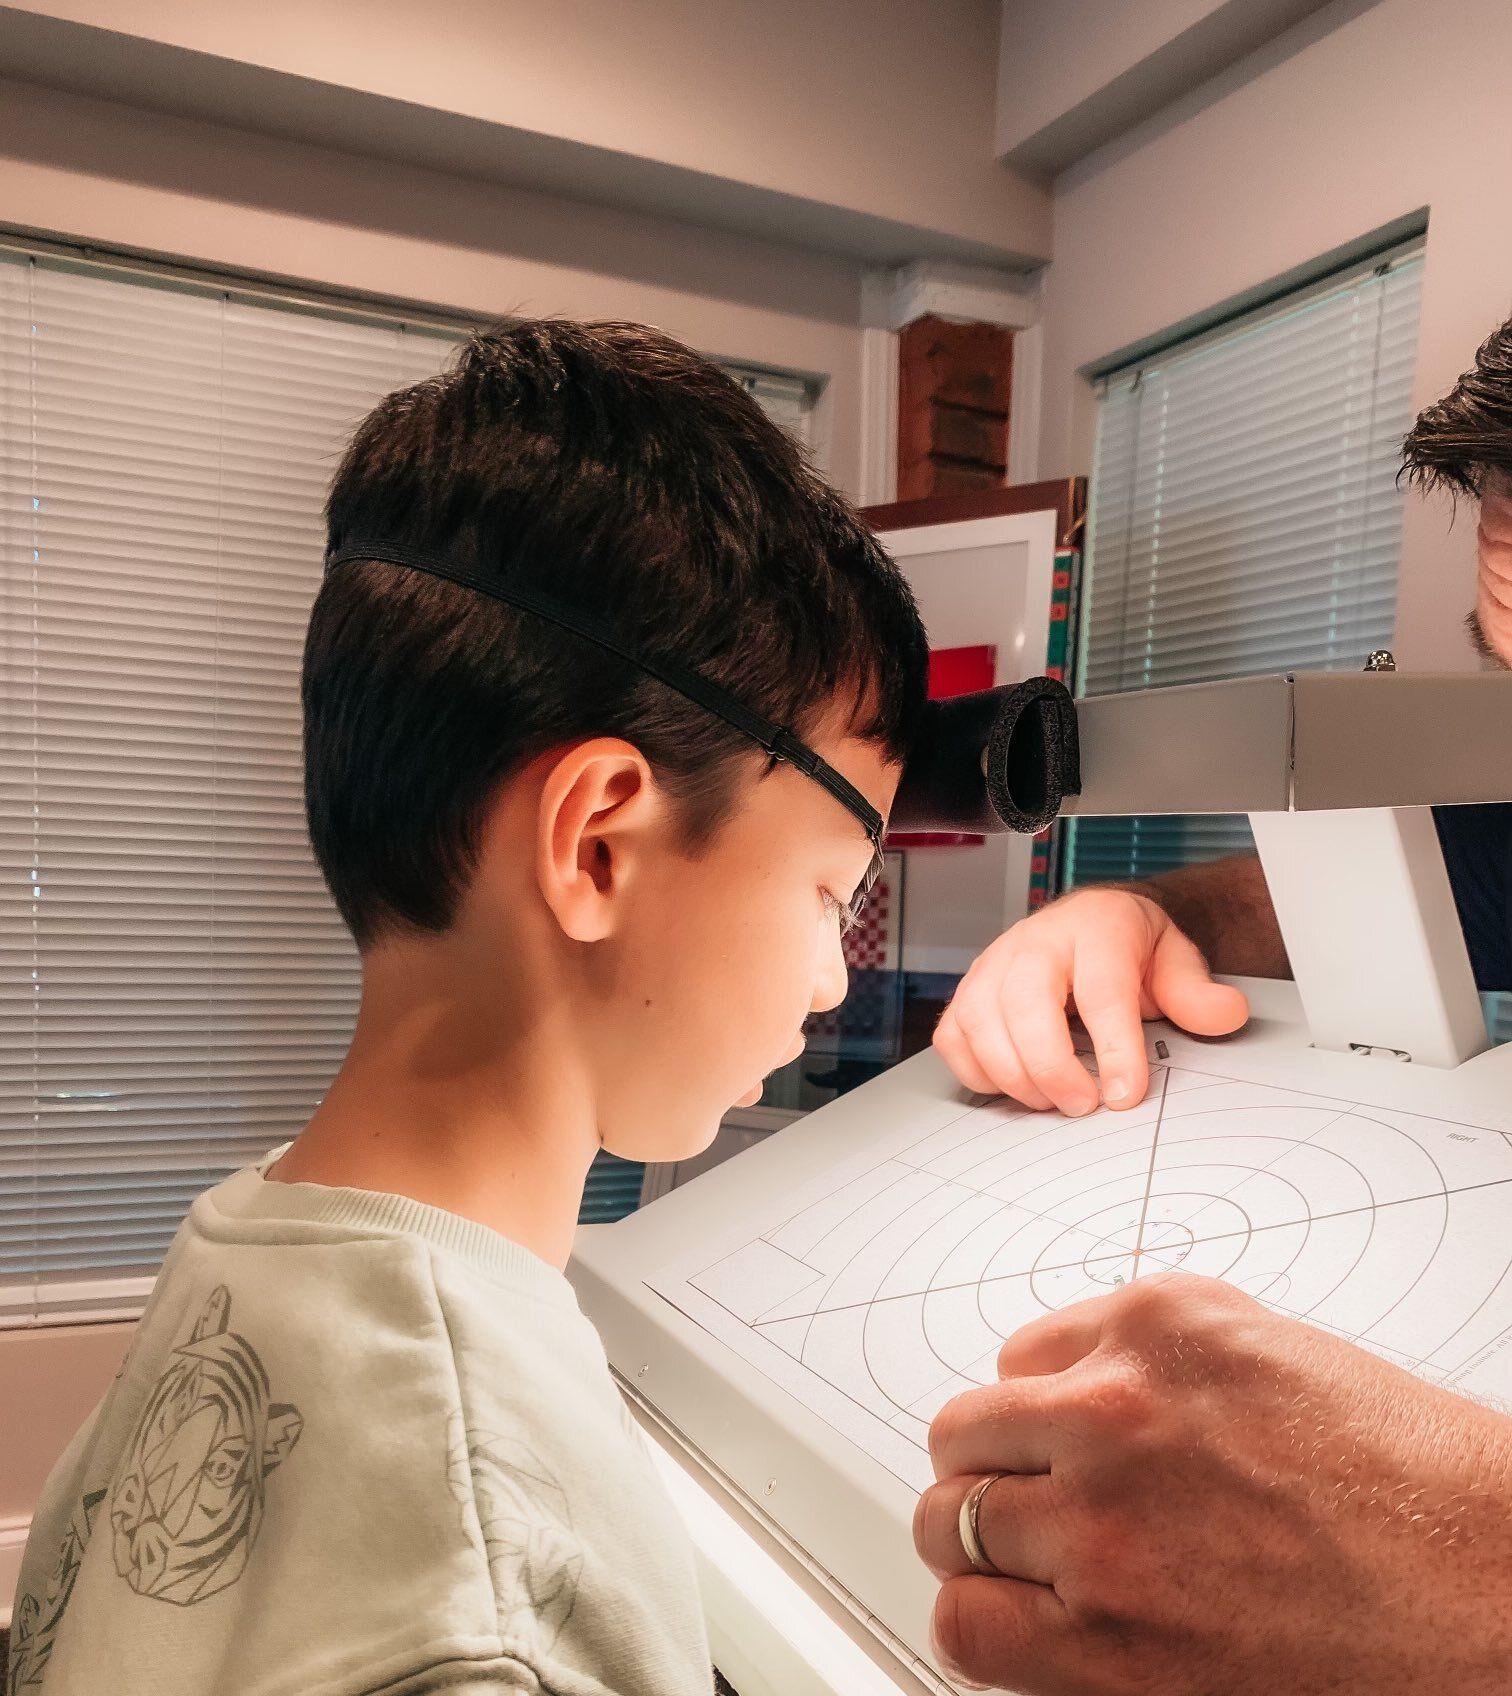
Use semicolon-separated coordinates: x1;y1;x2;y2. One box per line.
324;538;885;849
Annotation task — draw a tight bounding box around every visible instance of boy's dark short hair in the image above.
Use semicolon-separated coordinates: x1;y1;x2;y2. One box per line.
1402;315;1512;497
305;320;930;949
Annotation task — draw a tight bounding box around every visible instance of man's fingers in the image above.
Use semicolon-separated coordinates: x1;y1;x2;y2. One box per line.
992;959;1102;1117
1070;943;1151;1111
932;1008;1001;1097
931;1573;1068;1694
996;1297;1107;1379
1146;925;1249;1037
914;1472;1061;1585
930;1375;1066;1479
938;999;1055;1111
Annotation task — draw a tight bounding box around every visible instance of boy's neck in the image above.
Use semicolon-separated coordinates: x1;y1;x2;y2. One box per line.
266;939;599;1271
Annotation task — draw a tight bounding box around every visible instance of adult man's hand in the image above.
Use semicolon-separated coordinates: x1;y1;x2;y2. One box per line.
932;888;1249;1117
915;1273;1512;1696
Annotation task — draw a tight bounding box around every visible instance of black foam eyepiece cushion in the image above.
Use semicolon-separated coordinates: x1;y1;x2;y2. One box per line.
888;677;1081;837
983;676;1081;834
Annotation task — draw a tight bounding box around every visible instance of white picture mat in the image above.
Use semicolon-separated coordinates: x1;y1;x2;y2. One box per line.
881;511;1058;975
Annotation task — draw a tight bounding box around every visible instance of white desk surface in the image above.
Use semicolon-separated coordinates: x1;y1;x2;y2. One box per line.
571;983;1512;1688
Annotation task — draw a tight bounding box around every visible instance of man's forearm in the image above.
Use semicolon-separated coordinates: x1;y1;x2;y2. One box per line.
1127;851;1291;979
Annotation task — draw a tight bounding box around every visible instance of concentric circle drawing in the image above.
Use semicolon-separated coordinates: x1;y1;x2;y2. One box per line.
661;1062;1512;1491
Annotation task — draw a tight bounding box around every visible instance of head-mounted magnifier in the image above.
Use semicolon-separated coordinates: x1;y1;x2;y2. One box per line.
323;541;1081;929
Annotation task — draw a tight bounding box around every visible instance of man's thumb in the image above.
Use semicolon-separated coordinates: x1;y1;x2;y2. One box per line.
1148;926;1249;1036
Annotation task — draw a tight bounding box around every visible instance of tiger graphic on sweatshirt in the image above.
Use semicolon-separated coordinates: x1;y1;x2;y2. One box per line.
7;1287;302;1690
6;1491;105;1692
108;1285;302;1605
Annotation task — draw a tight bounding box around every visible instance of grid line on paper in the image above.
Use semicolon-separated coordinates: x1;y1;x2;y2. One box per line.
651;1055;1512;1496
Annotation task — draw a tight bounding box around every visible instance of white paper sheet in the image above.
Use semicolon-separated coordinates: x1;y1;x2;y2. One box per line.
648;1056;1512;1491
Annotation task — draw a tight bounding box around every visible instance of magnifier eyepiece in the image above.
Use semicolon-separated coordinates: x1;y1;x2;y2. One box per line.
890;676;1080;837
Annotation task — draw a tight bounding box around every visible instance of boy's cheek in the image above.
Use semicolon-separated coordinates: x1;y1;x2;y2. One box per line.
610;872;818;1152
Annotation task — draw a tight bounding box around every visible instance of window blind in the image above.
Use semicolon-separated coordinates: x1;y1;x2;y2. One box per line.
0;249;820;1324
731;369;813;446
1486;995;1512;1047
1064;248;1425;886
0;256;465;1324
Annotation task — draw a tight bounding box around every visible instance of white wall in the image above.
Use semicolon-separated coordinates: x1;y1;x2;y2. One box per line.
996;0;1345;172
1037;0;1512;670
0;0;1049;268
1000;0;1220;153
0;75;875;495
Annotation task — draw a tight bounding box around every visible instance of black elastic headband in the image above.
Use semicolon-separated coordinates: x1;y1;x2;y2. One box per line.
323;539;884;846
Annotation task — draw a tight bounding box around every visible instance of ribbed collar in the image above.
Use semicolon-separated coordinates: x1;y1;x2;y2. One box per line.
195;1144;583;1313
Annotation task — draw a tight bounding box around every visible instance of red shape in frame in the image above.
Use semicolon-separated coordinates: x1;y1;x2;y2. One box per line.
887;643;995;849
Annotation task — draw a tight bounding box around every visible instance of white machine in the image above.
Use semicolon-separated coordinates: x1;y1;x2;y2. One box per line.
569;669;1512;1696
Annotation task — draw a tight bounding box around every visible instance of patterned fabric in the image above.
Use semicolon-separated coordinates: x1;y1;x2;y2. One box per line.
840;851;903;975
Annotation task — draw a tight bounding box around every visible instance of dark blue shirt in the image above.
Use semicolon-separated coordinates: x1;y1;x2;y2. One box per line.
1435;803;1512;991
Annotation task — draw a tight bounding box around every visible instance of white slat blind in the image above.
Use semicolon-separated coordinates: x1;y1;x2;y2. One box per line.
1065;248;1424;885
730;369;813;445
1;250;820;1324
1486;995;1512;1047
0;254;462;1325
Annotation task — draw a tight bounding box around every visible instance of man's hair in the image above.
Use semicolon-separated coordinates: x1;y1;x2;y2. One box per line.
1401;315;1512;497
304;320;929;949
1400;313;1512;664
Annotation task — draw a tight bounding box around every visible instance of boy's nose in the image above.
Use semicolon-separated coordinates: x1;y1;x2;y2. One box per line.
810;929;849;1016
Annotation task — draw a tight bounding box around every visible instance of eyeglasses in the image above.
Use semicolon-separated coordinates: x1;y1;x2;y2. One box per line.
324;540;887;930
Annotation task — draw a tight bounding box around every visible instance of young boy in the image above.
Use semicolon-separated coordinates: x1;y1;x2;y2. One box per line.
9;321;929;1695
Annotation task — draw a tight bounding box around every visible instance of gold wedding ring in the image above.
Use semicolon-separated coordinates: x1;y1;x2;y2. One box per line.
957;1473;1005;1577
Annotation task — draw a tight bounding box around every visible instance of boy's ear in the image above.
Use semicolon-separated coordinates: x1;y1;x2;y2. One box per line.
535;740;658;942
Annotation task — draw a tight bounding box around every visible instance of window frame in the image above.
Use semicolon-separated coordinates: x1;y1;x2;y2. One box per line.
1061;234;1427;892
